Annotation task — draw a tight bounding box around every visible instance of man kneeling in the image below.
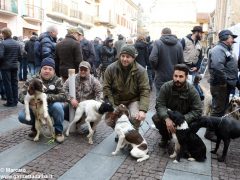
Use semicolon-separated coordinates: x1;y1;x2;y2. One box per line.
152;64;202;148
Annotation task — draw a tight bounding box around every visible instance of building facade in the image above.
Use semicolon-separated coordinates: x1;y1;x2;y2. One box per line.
0;0;138;40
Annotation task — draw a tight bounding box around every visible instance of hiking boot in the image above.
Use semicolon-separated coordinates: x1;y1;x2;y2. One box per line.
158;139;169;148
204;129;217;142
28;127;37;138
55;133;65;143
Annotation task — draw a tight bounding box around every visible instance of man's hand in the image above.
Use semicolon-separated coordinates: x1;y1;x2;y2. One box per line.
70;99;79;108
190;67;197;72
135;111;146;121
165;118;175;133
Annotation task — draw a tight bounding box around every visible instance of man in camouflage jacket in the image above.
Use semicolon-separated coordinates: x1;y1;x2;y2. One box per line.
18;58;66;143
63;61;102;123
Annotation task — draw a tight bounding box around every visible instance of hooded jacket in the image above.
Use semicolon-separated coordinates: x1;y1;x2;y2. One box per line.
149;34;184;90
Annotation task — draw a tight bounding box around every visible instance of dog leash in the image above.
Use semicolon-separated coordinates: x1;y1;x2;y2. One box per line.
219;107;240;127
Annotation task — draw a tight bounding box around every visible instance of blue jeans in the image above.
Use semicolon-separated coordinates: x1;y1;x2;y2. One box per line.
28;63;35;76
18;102;64;134
1;69;18;105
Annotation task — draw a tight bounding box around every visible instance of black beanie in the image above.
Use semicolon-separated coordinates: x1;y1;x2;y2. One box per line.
119;44;137;58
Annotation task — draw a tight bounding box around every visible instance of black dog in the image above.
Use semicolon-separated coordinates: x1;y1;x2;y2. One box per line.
167;110;206;163
192;116;240;162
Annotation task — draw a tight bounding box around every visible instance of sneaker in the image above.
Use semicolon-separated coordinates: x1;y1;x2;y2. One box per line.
28;128;37;138
55;133;65;143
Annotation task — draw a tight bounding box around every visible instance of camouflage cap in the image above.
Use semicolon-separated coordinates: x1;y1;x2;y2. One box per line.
67;28;82;35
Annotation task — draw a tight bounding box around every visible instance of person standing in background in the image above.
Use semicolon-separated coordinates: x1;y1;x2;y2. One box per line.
149;27;184;96
0;28;21;107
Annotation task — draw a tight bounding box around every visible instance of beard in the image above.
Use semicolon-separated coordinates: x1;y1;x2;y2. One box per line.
173;80;186;88
196;34;201;41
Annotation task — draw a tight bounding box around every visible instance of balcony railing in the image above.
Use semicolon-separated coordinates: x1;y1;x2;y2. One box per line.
23;4;43;20
0;0;18;14
52;0;68;16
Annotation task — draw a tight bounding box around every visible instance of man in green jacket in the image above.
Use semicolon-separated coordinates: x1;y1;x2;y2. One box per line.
152;64;202;148
103;44;150;130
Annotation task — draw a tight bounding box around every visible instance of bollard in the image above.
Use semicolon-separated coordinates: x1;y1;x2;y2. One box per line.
68;69;76;132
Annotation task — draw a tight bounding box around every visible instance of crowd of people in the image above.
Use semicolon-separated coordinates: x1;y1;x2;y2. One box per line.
0;25;239;148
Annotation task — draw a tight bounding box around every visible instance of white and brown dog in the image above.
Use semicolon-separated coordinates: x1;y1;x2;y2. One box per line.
65;97;114;144
24;78;54;141
105;104;149;162
226;96;240;120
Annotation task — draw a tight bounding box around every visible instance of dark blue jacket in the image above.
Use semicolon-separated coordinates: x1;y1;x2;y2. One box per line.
0;38;21;70
39;32;57;60
80;38;96;66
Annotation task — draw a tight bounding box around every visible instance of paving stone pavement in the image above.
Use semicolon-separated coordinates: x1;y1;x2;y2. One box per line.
0;81;240;180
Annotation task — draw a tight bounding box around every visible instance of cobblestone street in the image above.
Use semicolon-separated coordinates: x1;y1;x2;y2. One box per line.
0;82;240;180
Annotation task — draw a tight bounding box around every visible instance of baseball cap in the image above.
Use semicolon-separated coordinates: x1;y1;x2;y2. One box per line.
79;61;91;69
218;29;237;39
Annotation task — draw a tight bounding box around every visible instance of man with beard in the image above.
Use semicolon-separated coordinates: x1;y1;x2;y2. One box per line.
152;64;202;148
181;26;203;77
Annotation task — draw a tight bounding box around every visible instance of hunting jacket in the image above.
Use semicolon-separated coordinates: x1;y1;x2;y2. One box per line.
156;80;202;124
19;75;66;104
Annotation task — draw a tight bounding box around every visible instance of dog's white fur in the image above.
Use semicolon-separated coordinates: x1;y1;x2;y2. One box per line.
24;87;54;141
169;121;196;163
113;114;149;162
65;100;109;144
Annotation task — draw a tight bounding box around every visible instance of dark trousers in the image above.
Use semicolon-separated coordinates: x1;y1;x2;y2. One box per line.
152;114;171;141
0;71;6;98
1;69;18;105
210;84;232;117
19;57;28;81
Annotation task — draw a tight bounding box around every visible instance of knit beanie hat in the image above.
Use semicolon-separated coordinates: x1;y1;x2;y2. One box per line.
119;44;137;58
41;57;55;69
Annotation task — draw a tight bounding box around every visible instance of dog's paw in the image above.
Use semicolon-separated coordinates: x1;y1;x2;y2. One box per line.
173;160;179;164
44;112;48;119
26;115;31;121
170;152;176;159
88;139;93;144
188;158;195;161
65;131;69;137
112;151;117;155
33;136;39;142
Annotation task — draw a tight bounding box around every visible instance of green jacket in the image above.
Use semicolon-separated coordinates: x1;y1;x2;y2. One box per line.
156;80;202;124
19;75;66;104
103;61;150;112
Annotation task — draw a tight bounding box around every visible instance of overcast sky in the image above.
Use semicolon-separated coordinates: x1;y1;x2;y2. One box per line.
136;0;216;13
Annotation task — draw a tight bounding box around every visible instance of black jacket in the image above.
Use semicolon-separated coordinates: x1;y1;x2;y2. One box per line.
0;38;21;70
25;36;38;63
134;40;149;68
149;35;184;90
55;35;83;78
